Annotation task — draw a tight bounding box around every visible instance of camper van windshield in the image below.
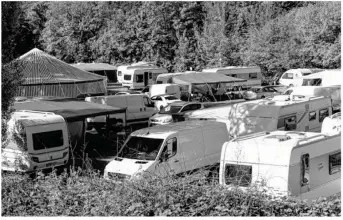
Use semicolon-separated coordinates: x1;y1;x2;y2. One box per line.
118;136;164;161
32;130;64;150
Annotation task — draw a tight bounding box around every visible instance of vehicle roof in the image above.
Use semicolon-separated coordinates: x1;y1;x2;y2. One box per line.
131;120;225;139
223;130;331;166
152;94;178;98
202;66;260;72
168;101;200;106
11;111;65;127
232;96;330;118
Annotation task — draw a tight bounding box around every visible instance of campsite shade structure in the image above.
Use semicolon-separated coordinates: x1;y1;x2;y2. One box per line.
16;48;107;98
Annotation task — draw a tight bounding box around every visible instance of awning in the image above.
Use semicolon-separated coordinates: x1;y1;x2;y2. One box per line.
171;72;246;85
71;63;117;71
13;97;126;122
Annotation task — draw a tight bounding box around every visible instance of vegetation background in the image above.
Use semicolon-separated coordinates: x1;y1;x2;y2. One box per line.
2;1;341;75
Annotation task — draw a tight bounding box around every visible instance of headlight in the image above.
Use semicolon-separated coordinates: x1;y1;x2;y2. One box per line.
162;118;172;123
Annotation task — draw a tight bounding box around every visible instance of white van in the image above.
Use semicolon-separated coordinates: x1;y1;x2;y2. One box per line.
202;66;262;87
85;94;157;128
142;83;181;98
182;95;333;136
278;69;322;87
284;85;341;112
301;70;341;86
219;130;341;202
104;120;230;180
2;110;69;172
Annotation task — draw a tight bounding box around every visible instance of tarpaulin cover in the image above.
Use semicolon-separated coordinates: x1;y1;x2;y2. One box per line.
71;63;117;71
171;72;246;85
13;98;126;122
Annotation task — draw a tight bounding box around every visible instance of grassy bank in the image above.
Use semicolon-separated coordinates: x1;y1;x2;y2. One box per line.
1;168;341;216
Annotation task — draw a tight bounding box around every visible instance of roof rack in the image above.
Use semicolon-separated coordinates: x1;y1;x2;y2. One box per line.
296;134;328;146
230;131;270;142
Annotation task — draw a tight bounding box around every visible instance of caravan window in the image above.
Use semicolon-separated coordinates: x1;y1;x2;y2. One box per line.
282;72;293;79
124;75;131;81
329;152;341;175
136;74;144;83
249;73;257;79
32;130;64;150
277;115;297;130
225;164;252;186
149;72;152;79
309;111;316;121
319;108;329;122
301;154;310;186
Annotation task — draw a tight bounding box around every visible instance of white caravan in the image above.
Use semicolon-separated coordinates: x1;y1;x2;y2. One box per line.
182;95;333;137
321;112;341;135
2;110;69;172
219;130;341;202
85;94;157;128
202;66;262;88
118;62;167;89
284;85;341;112
104;120;230;180
278;68;322;87
301;70;341;86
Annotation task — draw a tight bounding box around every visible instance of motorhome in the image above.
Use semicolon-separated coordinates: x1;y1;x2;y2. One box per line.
219;130;341;202
284;85;341;112
117;62;167;89
85;94;157;129
2;110;69;172
278;68;323;87
142;83;181;99
202;66;262;88
180;95;333;137
104;120;230;180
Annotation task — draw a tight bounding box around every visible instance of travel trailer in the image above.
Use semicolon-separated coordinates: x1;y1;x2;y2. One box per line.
321;112;341;135
284;85;341;112
202;66;262;88
2;110;69;172
117;62;167;89
278;68;323;87
219;130;341;202
85;94;157;129
301;70;341;87
104;120;230;180
142;83;181;99
180;95;333;137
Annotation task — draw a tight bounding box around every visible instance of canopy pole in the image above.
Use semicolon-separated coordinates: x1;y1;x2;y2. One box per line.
205;83;217;102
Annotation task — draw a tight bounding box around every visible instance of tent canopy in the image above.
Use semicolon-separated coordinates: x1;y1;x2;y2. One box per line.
13;97;126;122
171;72;246;85
19;48;105;85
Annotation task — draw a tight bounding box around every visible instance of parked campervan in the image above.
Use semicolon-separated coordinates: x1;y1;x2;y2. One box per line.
2;110;69;172
181;95;333;136
219;130;341;202
118;62;167;89
142;83;181;98
104;120;230;180
321;112;341;135
278;69;322;87
202;66;262;87
284;85;341;112
301;70;341;86
117;62;157;84
85;94;157;129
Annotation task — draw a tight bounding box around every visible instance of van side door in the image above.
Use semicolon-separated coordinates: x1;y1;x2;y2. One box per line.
143;96;158;118
126;95;143;120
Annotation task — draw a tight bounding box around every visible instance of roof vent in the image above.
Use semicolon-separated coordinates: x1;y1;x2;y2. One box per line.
264;135;291;142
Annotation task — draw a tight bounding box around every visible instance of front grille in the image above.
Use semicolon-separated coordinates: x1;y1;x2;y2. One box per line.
108;172;130;180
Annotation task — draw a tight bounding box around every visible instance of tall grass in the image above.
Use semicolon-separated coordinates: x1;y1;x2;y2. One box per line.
1;167;341;216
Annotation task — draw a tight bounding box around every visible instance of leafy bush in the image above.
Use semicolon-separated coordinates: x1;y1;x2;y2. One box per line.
1;168;341;216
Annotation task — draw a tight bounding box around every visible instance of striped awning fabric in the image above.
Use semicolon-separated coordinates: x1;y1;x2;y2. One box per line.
19;48;105;85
